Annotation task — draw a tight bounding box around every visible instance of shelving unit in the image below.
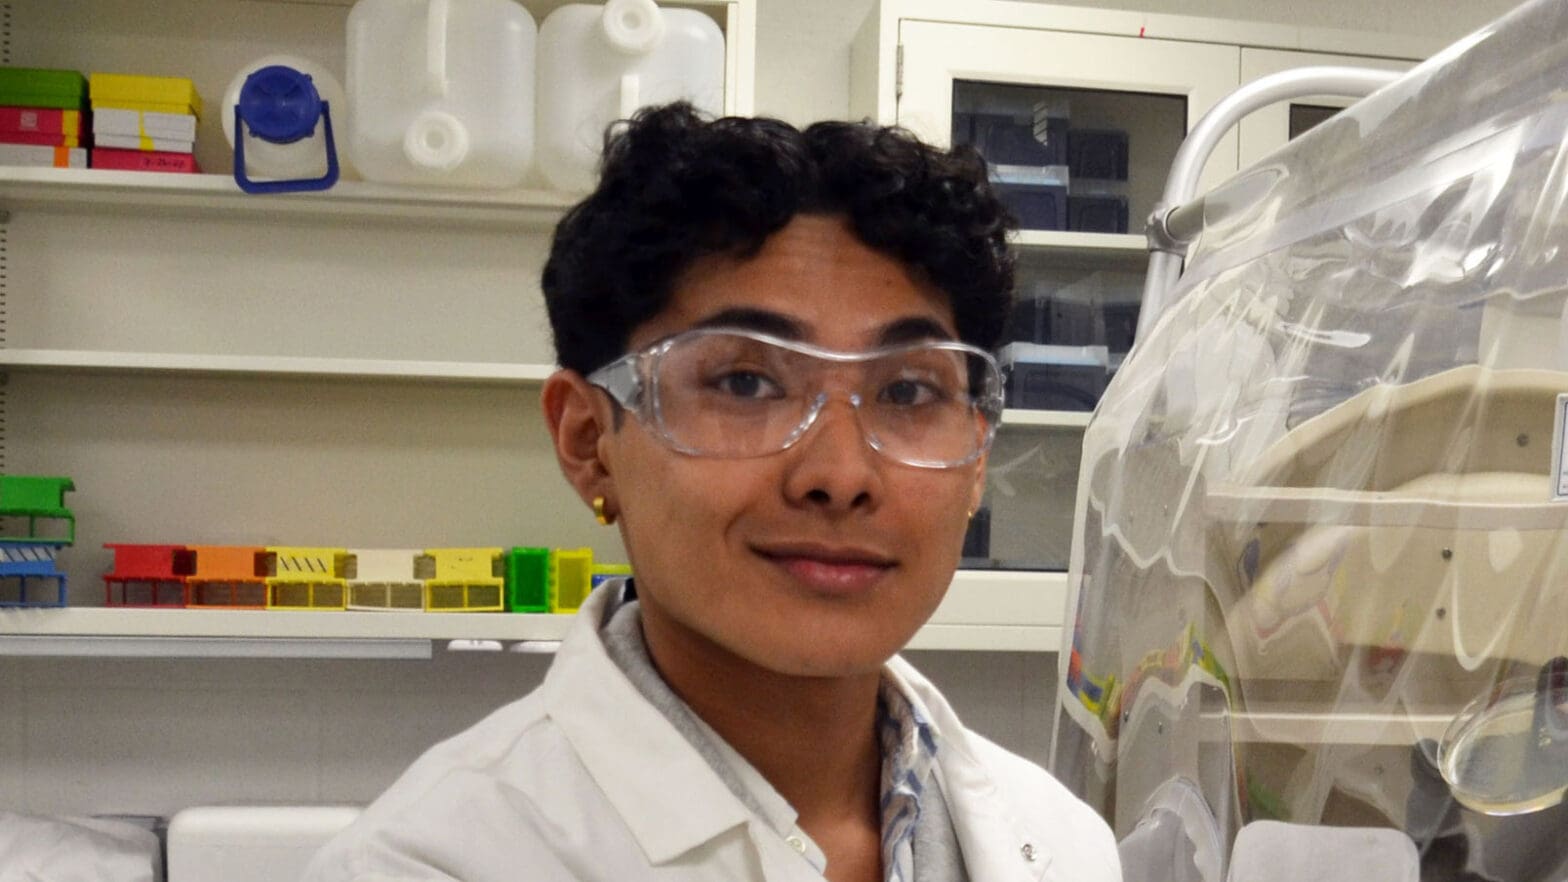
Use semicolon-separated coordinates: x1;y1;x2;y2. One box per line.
0;569;1068;655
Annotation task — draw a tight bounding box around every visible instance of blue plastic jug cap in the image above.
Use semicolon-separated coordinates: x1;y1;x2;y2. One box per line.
237;65;322;144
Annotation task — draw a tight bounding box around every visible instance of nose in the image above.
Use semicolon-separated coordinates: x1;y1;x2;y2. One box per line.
781;394;884;514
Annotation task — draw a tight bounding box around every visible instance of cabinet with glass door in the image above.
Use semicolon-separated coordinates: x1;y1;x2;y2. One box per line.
853;0;1430;576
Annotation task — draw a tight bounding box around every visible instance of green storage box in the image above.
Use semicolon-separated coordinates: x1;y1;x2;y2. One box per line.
0;68;87;110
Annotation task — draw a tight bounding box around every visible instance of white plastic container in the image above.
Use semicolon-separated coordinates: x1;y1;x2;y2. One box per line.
222;55;350;192
536;0;726;192
345;0;536;188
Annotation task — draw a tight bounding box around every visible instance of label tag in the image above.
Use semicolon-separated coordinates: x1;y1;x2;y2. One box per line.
1553;393;1568;500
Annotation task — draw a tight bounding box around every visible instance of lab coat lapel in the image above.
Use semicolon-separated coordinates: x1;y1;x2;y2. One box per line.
887;657;1054;882
539;587;757;866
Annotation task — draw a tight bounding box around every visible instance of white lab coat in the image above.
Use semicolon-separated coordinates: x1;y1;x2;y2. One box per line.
303;586;1121;882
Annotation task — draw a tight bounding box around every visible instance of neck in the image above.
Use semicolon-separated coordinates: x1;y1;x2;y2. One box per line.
638;601;883;826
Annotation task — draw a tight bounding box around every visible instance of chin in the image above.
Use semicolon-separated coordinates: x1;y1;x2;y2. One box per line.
747;628;915;679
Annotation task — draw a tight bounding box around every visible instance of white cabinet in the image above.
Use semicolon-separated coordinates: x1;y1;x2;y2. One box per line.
852;0;1432;581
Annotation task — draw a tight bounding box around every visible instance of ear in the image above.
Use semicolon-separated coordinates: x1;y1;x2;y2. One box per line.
542;369;616;510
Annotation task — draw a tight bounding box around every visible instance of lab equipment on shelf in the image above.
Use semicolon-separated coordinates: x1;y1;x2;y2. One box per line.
263;546;351;610
345;547;426;611
345;0;537;188
88;72;202;173
99;542;624;614
103;543;194;607
222;56;345;194
184;544;268;608
0;475;76;608
0;68;88;168
535;0;726;192
420;546;506;612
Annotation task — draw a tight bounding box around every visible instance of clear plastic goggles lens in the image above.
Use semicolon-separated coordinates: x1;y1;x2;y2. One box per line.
601;329;1002;468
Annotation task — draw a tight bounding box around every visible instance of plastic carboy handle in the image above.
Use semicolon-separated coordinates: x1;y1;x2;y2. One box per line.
601;0;665;55
619;73;641;119
426;0;450;98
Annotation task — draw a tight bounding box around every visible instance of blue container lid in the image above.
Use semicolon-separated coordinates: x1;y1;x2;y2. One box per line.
238;65;321;144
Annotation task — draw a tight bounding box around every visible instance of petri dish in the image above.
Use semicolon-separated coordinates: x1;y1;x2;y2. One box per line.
1438;659;1568;816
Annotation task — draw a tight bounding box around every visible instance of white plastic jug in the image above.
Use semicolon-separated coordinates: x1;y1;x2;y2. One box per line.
221;55;350;193
345;0;536;188
536;0;725;192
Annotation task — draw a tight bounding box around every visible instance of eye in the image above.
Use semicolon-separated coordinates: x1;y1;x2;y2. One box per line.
711;370;785;400
879;377;947;407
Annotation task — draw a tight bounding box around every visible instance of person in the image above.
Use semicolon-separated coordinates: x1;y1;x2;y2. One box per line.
303;102;1121;882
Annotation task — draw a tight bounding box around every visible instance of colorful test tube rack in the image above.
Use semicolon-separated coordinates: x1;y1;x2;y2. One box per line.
0;475;76;608
263;546;349;611
98;543;628;614
103;543;194;607
419;547;506;612
345;548;425;612
0;544;68;607
185;545;267;609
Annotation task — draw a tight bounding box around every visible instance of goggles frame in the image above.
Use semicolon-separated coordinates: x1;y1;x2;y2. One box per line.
586;326;1005;469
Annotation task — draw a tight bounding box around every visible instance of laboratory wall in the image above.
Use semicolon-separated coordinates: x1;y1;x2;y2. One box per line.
753;0;1526;125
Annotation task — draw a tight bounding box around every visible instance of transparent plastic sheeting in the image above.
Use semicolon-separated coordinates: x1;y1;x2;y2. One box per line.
1050;1;1568;879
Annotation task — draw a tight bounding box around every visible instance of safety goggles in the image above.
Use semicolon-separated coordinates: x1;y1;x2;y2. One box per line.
587;327;1005;469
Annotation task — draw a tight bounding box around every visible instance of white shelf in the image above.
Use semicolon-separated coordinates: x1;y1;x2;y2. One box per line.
1011;230;1148;267
0;349;557;384
0;569;1066;655
0;607;575;642
1001;408;1093;428
1222;707;1455;746
0;167;580;229
1012;230;1145;252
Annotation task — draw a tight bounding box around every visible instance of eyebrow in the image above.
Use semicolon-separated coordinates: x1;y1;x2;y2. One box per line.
691;308;957;347
691;307;807;339
877;316;955;346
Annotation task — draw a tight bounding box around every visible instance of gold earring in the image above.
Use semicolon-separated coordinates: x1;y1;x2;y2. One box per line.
593;496;614;526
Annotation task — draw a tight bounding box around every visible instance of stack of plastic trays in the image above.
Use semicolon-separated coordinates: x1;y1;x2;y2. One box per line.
0;476;76;608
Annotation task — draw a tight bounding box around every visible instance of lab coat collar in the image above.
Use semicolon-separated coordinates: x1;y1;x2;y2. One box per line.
886;656;1054;882
538;585;756;865
541;585;1054;880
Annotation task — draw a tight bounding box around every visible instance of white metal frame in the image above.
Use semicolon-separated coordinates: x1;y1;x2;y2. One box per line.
1137;66;1405;340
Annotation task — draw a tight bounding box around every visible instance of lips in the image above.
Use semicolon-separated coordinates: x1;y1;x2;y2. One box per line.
752;542;896;594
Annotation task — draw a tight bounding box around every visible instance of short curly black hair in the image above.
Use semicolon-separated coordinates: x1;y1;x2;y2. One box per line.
542;102;1016;375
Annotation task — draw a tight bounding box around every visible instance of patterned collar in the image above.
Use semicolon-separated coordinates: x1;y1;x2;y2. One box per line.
877;677;940;882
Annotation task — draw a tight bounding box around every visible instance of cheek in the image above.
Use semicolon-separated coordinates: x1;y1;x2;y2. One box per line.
616;456;760;556
889;472;981;560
